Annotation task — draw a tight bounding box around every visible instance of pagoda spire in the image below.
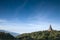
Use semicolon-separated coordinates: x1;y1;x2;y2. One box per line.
48;25;53;31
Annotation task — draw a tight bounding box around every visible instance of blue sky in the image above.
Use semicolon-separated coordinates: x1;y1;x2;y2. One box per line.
0;0;60;33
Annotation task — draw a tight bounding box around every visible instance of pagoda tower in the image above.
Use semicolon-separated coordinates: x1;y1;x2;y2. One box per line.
48;25;53;31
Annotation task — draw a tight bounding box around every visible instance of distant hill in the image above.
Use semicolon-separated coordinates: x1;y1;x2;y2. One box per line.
0;30;19;40
9;32;20;37
0;30;19;37
0;32;16;40
16;30;60;40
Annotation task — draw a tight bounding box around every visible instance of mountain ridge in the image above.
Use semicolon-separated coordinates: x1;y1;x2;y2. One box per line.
16;30;60;40
0;29;19;37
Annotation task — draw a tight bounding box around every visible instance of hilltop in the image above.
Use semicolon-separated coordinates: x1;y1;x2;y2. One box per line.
16;25;60;40
16;30;60;40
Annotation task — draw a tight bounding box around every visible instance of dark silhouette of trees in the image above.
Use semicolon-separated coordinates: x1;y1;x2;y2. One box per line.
0;32;18;40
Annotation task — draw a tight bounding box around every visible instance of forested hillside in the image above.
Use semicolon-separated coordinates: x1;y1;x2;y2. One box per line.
0;30;60;40
17;30;60;40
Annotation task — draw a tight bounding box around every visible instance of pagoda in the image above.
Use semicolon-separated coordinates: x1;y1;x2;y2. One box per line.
48;25;53;31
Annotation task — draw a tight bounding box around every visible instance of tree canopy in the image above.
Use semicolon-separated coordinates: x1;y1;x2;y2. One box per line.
17;30;60;40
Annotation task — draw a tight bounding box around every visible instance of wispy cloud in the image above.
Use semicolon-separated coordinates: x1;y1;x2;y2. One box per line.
0;19;7;23
0;15;60;34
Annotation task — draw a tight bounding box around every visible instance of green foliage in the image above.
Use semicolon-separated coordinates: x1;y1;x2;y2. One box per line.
0;30;60;40
17;30;60;40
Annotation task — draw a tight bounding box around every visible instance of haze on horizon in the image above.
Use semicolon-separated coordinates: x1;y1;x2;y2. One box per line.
0;0;60;34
